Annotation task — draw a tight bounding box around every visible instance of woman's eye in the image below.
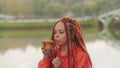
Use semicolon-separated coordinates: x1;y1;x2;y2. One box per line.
60;32;64;34
54;31;57;34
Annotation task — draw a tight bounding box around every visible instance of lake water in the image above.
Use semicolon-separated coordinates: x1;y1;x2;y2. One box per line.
0;28;120;68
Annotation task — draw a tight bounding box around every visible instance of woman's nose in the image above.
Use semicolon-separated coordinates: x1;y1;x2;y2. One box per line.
55;33;59;38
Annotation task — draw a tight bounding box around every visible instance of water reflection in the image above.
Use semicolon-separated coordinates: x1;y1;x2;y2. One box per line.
0;45;43;68
0;40;120;68
0;35;50;52
98;28;120;50
87;39;120;68
0;28;120;68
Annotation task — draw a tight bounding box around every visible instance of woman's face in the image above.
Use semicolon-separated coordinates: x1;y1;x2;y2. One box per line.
54;22;67;46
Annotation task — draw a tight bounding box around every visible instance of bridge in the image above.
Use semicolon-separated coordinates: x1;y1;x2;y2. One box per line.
98;9;120;28
98;9;120;48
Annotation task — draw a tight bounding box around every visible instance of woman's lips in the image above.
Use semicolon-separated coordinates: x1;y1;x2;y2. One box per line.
55;40;60;43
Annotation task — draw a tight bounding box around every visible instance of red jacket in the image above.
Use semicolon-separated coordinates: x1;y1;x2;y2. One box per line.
38;46;90;68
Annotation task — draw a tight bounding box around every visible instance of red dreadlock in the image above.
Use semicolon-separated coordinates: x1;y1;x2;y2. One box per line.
51;16;92;68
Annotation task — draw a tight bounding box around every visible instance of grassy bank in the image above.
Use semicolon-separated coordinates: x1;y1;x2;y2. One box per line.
0;22;53;27
0;19;98;28
0;29;51;37
0;19;98;37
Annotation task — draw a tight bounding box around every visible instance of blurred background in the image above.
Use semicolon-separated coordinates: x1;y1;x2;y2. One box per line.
0;0;120;68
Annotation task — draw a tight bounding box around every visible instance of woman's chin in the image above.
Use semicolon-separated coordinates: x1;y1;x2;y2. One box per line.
56;42;62;45
56;43;61;45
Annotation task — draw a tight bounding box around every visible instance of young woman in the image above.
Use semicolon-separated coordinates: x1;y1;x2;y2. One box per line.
38;16;92;68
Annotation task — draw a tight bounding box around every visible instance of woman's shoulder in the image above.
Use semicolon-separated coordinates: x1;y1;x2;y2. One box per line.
75;46;88;58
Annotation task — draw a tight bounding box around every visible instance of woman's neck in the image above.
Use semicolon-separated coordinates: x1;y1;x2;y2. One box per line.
60;45;67;56
60;41;73;56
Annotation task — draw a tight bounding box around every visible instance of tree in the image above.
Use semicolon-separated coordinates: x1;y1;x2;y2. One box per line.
5;0;32;17
71;3;85;17
32;0;49;17
83;0;95;16
0;0;5;13
45;2;65;18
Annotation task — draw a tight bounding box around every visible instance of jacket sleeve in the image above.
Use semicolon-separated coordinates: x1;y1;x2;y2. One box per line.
77;52;91;68
38;57;51;68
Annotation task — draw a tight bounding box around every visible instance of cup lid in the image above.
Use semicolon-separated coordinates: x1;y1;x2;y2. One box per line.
42;40;54;43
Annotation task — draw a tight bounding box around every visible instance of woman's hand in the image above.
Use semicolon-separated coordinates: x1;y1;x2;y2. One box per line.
52;57;62;68
41;45;51;58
